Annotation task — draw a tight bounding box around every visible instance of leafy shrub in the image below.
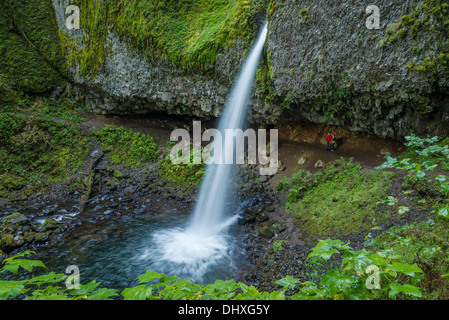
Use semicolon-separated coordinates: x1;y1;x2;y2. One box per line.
0;240;428;300
377;133;449;222
0;251;118;300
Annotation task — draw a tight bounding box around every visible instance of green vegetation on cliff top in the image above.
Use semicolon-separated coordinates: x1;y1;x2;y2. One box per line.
64;0;266;78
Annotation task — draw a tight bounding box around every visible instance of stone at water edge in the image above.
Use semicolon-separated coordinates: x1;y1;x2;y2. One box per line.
258;226;274;239
3;212;29;231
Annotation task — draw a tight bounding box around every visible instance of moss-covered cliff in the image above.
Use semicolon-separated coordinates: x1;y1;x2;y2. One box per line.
1;0;449;140
0;0;67;99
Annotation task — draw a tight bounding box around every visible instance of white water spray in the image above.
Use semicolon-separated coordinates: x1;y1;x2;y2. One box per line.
149;24;268;283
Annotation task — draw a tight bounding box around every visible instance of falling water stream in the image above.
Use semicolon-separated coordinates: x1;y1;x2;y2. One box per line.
31;24;268;288
149;24;268;283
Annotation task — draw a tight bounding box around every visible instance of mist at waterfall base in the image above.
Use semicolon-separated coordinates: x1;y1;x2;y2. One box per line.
149;24;268;284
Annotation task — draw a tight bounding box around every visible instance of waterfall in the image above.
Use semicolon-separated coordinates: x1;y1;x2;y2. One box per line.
149;24;268;283
188;24;268;235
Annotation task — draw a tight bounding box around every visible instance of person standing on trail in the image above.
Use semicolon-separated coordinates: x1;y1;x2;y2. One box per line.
331;134;337;152
326;132;333;151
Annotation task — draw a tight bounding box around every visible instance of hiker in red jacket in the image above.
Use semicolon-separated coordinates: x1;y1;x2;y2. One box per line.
326;132;333;151
331;134;337;151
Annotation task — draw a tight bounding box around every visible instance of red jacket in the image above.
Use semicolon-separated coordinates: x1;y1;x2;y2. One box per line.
326;135;333;142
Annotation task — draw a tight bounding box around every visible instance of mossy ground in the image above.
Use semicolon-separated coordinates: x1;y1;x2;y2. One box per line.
0;112;91;198
0;97;208;199
157;144;206;187
0;97;88;123
278;158;396;237
90;125;161;169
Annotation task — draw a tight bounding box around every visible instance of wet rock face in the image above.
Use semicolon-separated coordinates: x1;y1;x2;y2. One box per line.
263;0;449;139
51;0;245;119
51;0;449;140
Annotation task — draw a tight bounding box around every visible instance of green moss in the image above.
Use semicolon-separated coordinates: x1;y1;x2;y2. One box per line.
389;35;398;43
391;0;449;74
398;28;408;38
0;97;88;123
401;14;415;26
281;158;396;237
254;48;279;104
158;145;206;187
62;0;266;77
0;113;91;198
0;0;67;94
299;6;310;24
267;0;276;20
270;240;287;253
91;125;161;168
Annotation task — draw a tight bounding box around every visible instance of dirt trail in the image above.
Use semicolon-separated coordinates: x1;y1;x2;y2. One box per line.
83;114;405;185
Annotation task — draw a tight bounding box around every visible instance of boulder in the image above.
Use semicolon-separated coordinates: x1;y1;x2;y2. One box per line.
315;160;326;168
298;156;308;165
40;219;59;232
3;213;29;231
0;234;15;249
258;226;274;239
34;231;51;243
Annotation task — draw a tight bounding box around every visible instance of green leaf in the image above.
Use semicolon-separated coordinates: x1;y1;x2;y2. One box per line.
258;290;285;300
437;207;449;219
320;270;354;296
27;285;66;299
308;239;351;261
122;285;155;300
137;270;165;284
388;282;422;299
388;263;423;277
415;170;426;179
2;259;46;275
87;288;119;300
289;292;319;300
2;250;36;264
342;250;375;272
25;294;69;300
440;182;449;193
23;272;66;286
275;276;301;290
235;283;262;300
0;280;26;299
69;280;101;296
206;279;238;295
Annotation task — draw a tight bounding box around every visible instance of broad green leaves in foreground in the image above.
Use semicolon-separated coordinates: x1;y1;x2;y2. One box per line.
0;239;426;300
0;251;118;300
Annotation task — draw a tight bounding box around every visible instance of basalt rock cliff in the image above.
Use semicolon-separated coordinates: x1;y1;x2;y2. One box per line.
1;0;449;139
